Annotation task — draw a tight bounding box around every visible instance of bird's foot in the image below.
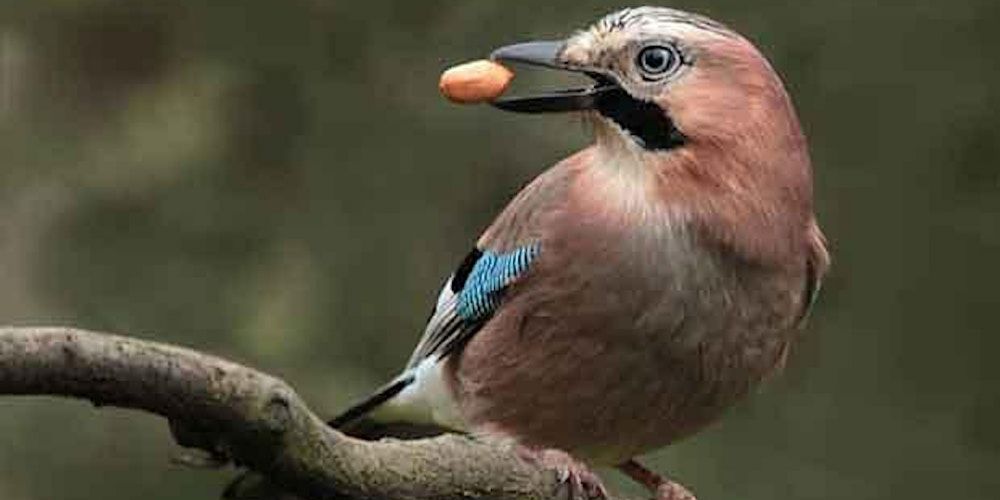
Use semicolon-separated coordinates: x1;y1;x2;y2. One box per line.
654;481;696;500
517;446;609;500
617;459;696;500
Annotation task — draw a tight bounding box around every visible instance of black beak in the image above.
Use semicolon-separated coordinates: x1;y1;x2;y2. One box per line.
489;41;618;113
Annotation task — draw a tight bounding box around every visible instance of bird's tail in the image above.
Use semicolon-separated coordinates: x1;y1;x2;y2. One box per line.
329;373;448;440
224;374;435;500
327;374;414;429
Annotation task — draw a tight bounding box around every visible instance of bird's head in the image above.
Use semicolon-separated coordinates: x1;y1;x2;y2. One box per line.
492;7;807;171
492;7;816;261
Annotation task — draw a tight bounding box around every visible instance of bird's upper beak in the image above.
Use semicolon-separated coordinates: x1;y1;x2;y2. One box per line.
490;40;618;114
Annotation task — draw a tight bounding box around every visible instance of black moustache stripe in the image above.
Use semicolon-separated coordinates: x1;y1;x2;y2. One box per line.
594;88;686;151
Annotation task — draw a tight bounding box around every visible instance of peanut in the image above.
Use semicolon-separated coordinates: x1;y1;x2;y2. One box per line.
439;60;514;104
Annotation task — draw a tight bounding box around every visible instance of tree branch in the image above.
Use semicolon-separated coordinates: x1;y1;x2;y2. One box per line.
0;327;635;500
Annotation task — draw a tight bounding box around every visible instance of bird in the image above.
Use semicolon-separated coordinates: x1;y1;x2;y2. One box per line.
247;6;829;500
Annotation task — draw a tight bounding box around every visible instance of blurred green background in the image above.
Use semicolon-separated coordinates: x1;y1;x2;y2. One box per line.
1;1;997;499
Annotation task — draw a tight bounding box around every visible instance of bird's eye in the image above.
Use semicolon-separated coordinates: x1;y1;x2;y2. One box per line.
636;45;680;80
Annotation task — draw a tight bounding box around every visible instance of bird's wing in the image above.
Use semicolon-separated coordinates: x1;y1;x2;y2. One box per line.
327;157;576;432
796;220;831;325
404;243;540;369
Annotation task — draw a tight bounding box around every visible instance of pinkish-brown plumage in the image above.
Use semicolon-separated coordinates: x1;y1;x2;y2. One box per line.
449;10;828;467
326;7;829;499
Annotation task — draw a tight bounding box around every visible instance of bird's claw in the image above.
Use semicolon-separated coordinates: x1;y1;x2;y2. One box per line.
518;447;608;500
558;465;609;500
655;481;697;500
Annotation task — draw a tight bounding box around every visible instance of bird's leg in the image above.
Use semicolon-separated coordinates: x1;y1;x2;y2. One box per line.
516;446;609;500
616;459;696;500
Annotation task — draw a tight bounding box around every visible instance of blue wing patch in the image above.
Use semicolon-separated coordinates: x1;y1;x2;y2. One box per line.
404;243;540;368
457;244;540;321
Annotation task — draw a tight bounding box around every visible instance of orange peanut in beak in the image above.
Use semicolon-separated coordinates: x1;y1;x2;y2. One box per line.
439;60;514;104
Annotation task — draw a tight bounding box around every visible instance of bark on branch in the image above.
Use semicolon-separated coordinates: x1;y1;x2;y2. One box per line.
0;327;635;500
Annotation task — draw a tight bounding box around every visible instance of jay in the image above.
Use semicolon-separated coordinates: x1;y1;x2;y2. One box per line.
331;6;829;500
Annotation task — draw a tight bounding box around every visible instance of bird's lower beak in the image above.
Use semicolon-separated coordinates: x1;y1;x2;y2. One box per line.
489;41;618;114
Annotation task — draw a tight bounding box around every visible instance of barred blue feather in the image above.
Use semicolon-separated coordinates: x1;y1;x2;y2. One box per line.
403;243;540;368
457;245;540;321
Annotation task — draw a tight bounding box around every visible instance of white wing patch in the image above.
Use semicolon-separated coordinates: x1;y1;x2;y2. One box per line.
373;275;468;431
373;245;538;431
370;357;468;431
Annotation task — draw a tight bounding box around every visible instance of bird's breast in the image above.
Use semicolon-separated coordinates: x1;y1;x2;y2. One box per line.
557;160;706;299
452;153;803;462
